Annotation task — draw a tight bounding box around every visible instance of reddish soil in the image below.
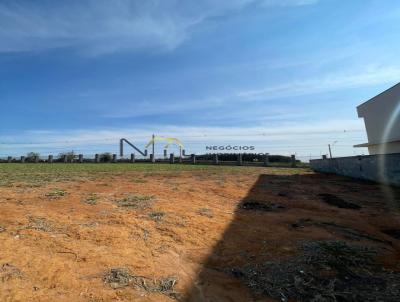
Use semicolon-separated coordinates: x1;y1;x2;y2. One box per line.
0;168;399;302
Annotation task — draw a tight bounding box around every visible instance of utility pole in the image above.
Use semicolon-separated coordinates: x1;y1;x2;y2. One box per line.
152;134;155;163
328;141;337;159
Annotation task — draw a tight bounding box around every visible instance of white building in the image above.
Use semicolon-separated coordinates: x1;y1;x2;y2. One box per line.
355;83;400;155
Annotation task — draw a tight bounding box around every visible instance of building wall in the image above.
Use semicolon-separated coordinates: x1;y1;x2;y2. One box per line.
357;83;400;145
368;141;400;155
310;153;400;186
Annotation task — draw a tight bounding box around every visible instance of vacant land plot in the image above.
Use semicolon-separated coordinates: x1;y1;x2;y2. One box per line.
0;164;400;302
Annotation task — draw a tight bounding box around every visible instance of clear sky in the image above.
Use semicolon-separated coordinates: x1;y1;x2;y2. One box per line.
1;0;400;159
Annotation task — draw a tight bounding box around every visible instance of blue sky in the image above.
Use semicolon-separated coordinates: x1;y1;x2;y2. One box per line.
1;0;400;159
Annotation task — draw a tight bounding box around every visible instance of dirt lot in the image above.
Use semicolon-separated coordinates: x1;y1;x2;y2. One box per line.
0;164;400;302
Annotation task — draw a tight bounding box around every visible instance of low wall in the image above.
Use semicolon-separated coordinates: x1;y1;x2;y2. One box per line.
310;153;400;186
0;153;304;168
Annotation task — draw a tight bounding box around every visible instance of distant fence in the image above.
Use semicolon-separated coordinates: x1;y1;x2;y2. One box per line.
310;153;400;186
0;153;307;168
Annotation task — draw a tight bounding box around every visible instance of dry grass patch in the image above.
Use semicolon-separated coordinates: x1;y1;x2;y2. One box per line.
83;193;99;205
232;241;400;302
197;208;214;218
116;194;156;209
45;188;67;199
104;268;179;299
0;264;23;282
148;212;165;222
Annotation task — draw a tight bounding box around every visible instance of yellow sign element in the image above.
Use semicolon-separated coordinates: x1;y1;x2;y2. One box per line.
145;136;184;149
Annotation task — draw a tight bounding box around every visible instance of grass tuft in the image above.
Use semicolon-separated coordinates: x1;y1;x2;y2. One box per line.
116;194;156;209
84;193;99;205
45;188;67;198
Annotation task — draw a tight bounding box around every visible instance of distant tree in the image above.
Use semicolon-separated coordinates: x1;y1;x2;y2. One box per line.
58;151;76;162
99;152;112;163
26;152;40;162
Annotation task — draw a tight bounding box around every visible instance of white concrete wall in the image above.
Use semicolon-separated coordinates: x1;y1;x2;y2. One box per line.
310;153;400;186
368;141;400;155
357;83;400;145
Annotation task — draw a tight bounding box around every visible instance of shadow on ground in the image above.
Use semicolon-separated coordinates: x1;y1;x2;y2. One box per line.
183;173;400;302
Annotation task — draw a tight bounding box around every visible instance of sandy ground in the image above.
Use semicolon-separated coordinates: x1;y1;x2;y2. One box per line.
0;166;399;302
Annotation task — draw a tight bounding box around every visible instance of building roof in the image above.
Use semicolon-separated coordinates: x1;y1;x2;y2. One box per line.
354;139;400;148
357;82;400;110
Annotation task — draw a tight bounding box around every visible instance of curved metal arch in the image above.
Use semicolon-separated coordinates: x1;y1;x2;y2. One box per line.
145;136;184;149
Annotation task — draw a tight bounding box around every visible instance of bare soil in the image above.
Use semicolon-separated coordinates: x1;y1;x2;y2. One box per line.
1;166;400;302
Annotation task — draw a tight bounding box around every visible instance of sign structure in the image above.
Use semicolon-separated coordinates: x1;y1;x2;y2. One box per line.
206;145;255;152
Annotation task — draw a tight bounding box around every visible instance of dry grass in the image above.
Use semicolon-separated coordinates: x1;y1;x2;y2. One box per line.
1;165;399;302
232;241;400;302
104;268;179;299
116;194;156;209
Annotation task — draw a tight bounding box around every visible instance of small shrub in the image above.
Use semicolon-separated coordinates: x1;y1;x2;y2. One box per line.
84;193;98;205
148;212;165;222
99;153;113;163
45;188;67;198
